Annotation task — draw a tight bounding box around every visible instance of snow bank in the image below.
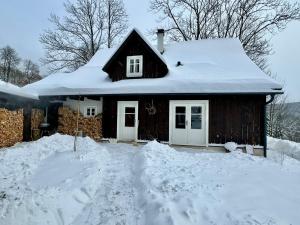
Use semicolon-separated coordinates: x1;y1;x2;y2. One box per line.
2;137;300;225
268;137;300;161
0;134;109;225
135;141;300;225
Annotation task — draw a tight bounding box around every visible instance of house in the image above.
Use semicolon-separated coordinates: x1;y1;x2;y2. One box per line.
0;80;39;147
24;28;283;156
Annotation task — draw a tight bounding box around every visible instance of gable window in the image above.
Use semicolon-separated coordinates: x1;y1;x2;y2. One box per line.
127;55;143;77
85;106;97;117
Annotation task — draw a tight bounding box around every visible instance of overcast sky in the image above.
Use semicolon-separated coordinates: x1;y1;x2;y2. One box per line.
0;0;299;102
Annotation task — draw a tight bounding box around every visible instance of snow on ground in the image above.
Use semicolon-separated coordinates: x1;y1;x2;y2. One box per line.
0;134;109;225
135;141;300;225
1;135;300;225
268;136;300;161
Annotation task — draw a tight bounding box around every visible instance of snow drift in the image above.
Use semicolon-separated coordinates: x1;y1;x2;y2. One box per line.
268;137;300;161
0;134;109;225
135;141;300;225
1;136;300;225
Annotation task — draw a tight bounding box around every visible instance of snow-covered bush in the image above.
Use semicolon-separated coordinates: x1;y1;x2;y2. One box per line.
224;142;238;152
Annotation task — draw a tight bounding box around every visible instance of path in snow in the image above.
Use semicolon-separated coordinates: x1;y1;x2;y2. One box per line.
71;143;141;225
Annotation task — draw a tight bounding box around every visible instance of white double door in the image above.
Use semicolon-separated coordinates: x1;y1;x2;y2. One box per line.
169;100;208;146
117;101;138;141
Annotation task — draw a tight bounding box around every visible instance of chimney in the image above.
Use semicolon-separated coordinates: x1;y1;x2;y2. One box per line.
157;29;165;54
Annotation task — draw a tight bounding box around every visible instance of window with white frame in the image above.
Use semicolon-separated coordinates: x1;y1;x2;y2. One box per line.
85;106;97;117
126;55;143;77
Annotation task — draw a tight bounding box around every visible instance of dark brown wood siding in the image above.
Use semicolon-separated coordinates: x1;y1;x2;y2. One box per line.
103;30;168;81
102;95;266;146
208;95;265;145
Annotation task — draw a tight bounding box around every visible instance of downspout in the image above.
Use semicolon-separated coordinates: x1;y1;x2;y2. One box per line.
264;94;275;157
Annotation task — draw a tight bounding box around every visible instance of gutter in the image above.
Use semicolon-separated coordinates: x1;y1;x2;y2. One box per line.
263;94;276;157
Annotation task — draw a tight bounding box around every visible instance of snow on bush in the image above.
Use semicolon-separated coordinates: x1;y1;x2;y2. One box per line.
0;134;109;225
135;140;300;225
224;142;238;151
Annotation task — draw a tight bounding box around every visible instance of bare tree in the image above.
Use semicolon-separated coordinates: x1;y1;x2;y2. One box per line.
266;73;298;141
105;0;128;48
22;59;41;85
0;46;20;82
40;0;128;73
150;0;300;67
267;94;297;140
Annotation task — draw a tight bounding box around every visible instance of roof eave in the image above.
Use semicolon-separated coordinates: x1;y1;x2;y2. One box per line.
37;90;284;97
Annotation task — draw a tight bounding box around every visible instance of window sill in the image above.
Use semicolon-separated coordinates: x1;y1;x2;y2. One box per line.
126;73;143;78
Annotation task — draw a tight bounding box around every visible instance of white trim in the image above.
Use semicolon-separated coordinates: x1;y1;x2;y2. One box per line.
126;55;143;77
117;101;139;141
84;106;97;117
169;100;209;147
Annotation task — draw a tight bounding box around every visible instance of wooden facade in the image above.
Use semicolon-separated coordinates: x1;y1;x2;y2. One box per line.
102;95;266;146
102;30;168;82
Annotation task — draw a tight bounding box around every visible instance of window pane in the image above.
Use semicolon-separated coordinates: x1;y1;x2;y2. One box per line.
175;107;186;129
125;114;135;127
191;106;202;114
135;59;140;64
130;59;134;64
135;63;140;73
91;108;95;115
176;106;185;114
87;108;90;115
176;115;186;129
191;114;202;129
130;64;134;73
125;107;135;114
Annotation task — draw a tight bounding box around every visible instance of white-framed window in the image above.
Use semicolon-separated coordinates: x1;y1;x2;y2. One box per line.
126;55;143;77
85;106;97;117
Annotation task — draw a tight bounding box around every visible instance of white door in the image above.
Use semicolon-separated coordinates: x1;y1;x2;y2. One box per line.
117;101;138;141
169;100;208;146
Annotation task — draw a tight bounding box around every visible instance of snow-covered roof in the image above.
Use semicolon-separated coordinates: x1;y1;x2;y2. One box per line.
23;30;282;96
0;79;39;100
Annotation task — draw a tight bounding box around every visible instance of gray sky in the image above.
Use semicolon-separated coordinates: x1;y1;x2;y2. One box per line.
0;0;299;102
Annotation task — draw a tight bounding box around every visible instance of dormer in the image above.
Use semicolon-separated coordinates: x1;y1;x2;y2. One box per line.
102;29;168;82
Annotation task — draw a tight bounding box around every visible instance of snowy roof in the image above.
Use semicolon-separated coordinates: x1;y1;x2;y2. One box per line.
23;29;282;96
0;79;39;100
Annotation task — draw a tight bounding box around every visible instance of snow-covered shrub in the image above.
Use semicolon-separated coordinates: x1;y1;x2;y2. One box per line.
224;142;238;152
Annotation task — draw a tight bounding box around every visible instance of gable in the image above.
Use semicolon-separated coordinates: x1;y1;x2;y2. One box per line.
102;29;168;82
